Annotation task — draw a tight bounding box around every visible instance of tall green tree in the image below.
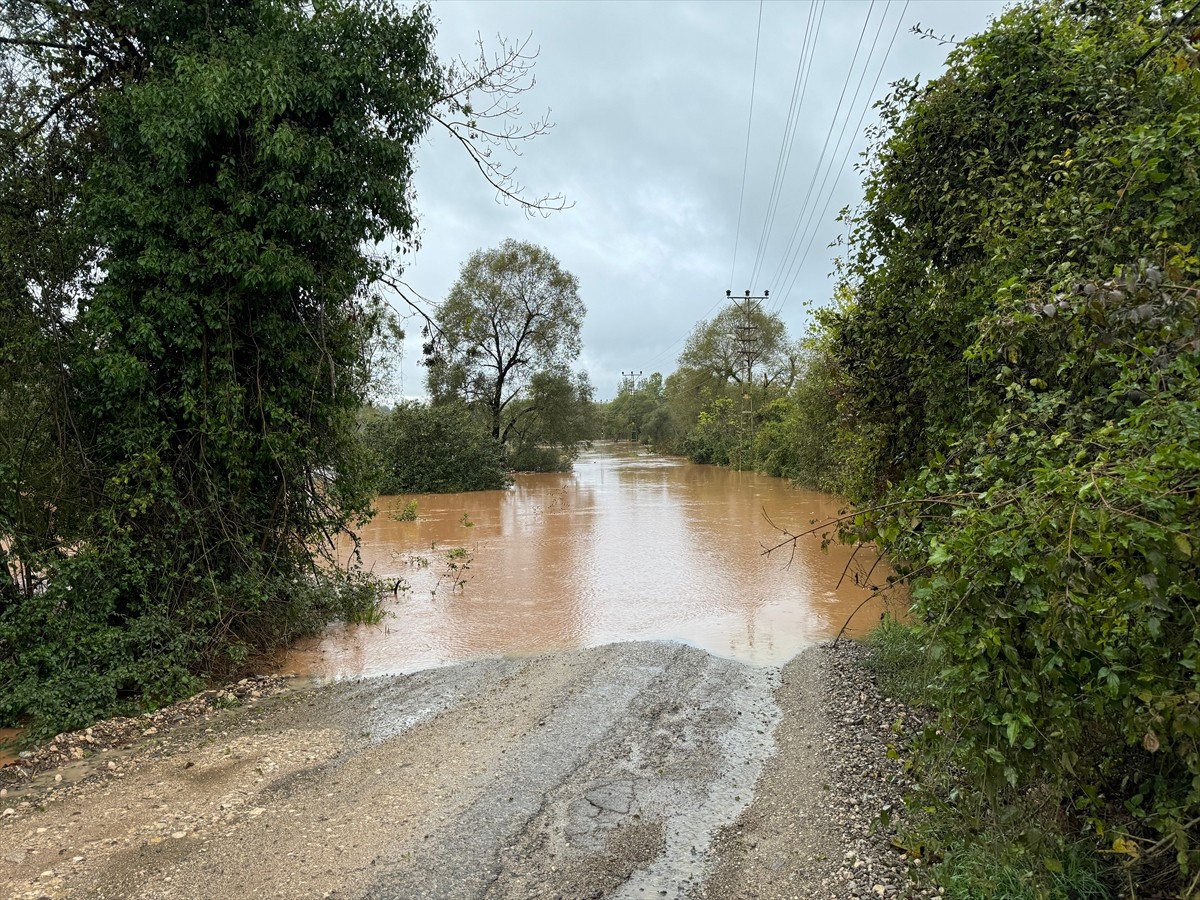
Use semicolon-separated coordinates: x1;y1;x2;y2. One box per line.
425;239;587;449
664;306;803;469
677;304;801;396
505;368;596;471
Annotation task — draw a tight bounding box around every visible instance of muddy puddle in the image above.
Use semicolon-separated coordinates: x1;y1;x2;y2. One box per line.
279;445;899;681
0;726;21;767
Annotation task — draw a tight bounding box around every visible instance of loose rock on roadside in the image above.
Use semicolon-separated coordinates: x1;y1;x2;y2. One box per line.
0;674;294;788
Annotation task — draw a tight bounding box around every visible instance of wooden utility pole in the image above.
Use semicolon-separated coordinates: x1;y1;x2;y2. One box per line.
725;289;768;466
620;371;642;442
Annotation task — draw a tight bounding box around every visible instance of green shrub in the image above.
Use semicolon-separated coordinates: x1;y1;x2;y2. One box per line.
819;1;1200;890
684;396;751;468
363;401;509;494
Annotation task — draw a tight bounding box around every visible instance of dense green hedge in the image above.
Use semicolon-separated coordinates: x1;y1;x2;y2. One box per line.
808;0;1200;891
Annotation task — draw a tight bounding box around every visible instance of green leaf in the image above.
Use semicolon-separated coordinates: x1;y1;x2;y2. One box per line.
1175;533;1192;558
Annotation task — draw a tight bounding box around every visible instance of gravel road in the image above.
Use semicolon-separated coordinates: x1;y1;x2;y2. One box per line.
0;641;933;900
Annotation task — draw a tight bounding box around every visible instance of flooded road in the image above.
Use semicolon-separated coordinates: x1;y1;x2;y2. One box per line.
281;444;895;680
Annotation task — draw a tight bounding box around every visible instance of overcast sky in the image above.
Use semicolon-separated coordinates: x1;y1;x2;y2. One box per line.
390;0;1009;401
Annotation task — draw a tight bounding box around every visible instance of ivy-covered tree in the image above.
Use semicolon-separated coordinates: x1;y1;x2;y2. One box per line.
0;1;562;735
0;0;448;732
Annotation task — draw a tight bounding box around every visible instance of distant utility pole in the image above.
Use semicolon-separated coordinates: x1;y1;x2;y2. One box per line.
725;289;768;465
620;371;642;442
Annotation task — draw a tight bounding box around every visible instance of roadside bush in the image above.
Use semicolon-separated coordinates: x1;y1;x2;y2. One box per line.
817;0;1200;891
858;272;1200;890
364;401;509;494
683;396;751;468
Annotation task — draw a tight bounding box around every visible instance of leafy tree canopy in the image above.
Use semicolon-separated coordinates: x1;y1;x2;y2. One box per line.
424;239;588;452
602;373;674;446
506;368;596;471
678;304;801;394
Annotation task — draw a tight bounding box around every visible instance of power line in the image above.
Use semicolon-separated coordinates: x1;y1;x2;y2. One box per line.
772;0;898;311
778;0;909;309
763;0;878;300
652;0;766;371
727;0;765;293
1131;0;1200;68
648;1;890;376
749;0;825;291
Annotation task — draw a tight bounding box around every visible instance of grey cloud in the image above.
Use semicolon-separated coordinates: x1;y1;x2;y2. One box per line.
391;0;1007;401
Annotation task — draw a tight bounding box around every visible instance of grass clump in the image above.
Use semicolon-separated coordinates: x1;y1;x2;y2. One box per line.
864;615;931;703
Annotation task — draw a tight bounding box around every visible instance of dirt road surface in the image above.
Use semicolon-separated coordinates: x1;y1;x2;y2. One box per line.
0;642;925;900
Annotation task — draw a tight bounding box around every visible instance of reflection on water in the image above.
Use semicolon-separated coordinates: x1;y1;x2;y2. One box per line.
279;444;898;679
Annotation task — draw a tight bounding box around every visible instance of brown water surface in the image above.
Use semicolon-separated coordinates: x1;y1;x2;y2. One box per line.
280;444;897;680
0;725;22;766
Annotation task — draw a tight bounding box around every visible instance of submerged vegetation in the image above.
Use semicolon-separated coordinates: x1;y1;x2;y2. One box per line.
363;401;510;495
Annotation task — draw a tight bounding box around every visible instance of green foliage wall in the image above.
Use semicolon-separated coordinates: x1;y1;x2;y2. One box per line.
823;0;1200;494
0;0;442;736
682;396;747;468
813;0;1200;888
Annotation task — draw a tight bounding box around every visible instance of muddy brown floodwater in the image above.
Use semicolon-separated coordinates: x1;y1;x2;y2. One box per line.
0;725;21;766
280;444;897;680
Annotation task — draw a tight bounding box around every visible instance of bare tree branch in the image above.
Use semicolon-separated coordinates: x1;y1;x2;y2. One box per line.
432;33;571;216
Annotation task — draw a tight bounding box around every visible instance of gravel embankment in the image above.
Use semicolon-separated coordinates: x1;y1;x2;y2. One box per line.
703;641;934;900
0;640;931;900
0;675;294;788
